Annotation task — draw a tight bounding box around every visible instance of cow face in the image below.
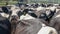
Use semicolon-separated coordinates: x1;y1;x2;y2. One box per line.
10;5;21;23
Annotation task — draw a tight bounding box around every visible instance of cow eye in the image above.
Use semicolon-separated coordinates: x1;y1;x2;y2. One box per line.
17;11;23;17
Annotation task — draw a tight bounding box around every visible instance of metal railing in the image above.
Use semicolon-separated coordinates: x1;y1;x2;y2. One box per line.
28;0;59;4
0;0;60;6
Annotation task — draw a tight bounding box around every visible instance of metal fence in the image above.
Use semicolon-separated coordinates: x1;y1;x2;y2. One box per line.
0;0;60;6
28;0;60;4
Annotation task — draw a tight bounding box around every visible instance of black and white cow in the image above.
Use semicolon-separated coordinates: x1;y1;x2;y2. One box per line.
49;8;60;34
0;14;11;34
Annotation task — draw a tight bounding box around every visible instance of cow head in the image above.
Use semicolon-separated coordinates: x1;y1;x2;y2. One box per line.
9;5;21;23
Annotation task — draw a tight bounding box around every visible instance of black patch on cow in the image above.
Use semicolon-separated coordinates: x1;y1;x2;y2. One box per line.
47;4;53;7
2;6;9;14
23;9;29;13
29;13;37;18
47;9;56;22
23;9;37;18
17;11;23;18
39;13;48;21
41;4;46;7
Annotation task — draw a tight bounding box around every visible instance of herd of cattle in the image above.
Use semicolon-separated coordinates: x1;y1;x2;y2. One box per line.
0;3;60;34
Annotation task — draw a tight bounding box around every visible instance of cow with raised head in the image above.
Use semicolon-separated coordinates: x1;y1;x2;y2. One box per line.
49;8;60;34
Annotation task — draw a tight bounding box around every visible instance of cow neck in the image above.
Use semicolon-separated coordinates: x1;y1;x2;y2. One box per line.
19;20;30;26
11;21;20;34
11;23;16;34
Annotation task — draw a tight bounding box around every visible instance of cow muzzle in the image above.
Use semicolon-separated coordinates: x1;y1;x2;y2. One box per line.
11;15;19;23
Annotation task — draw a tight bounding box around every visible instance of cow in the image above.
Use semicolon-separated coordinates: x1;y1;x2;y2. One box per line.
0;15;11;34
4;4;58;34
38;26;58;34
49;8;60;34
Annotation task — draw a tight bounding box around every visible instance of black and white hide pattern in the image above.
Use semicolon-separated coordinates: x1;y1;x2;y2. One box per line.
0;6;12;19
45;8;56;22
0;15;11;34
31;3;39;8
49;9;60;34
35;6;46;18
20;9;37;20
35;6;56;25
36;7;48;21
7;5;23;34
10;5;21;21
43;6;56;22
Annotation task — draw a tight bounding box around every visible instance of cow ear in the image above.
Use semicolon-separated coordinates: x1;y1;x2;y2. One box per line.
17;11;23;18
2;6;9;14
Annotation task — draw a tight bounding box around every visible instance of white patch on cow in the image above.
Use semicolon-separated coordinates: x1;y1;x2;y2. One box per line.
56;9;59;12
11;5;20;16
20;14;35;20
55;14;60;18
54;4;59;6
46;7;50;10
50;6;56;11
42;23;46;27
28;11;33;13
54;4;59;7
37;26;58;34
0;13;9;18
36;7;45;11
46;11;50;16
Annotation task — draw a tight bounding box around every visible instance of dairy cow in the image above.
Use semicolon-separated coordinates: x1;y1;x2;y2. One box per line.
49;8;60;34
0;14;11;34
